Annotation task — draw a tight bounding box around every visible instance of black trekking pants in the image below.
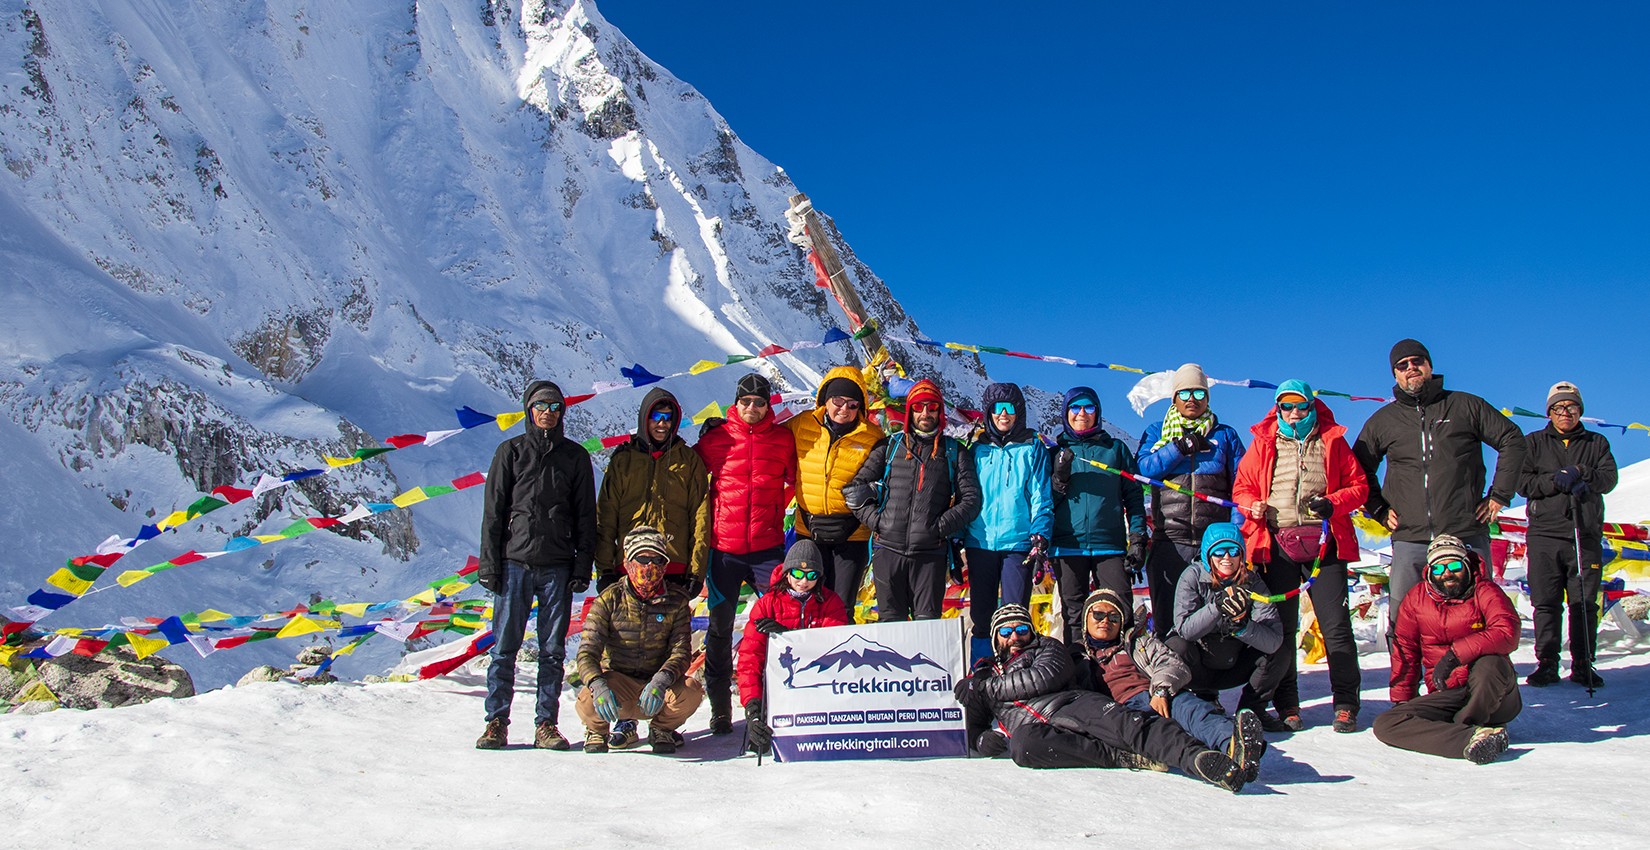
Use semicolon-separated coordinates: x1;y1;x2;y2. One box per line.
1372;654;1522;759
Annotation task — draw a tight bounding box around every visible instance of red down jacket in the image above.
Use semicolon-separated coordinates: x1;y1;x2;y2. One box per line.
1389;552;1520;703
735;563;850;706
696;410;797;555
1231;399;1368;564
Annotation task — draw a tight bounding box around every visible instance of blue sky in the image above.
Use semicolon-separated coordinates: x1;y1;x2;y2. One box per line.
603;2;1650;474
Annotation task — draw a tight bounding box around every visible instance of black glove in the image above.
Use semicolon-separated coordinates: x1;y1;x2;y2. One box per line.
842;480;875;511
477;572;501;595
953;677;986;709
1217;588;1251;624
699;417;726;437
685;575;704;598
744;699;772;754
1174;430;1211;456
1308;496;1334;520
1430;650;1461;691
754;617;788;636
1052;448;1074;495
974;729;1008;758
1125;533;1149;575
1553;466;1582;492
569;574;591;594
949;542;967;585
971;656;996;678
595;571;620;592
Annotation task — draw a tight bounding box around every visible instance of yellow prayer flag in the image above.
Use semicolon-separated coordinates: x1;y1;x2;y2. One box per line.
690;401;724;424
45;567;94;596
155;510;190;531
0;644;17;666
253;534;284;543
496;411;526;430
334;603;369;618
195;609;231;623
116;569;155;587
14;680;57;703
1107;364;1147;374
127;633;170;660
331;641;361;658
392;488;430;508
276;616;325;639
407;588;437;606
437;581;468;597
324;455;363;468
688;359;723;375
1629;423;1650;433
944;342;979;353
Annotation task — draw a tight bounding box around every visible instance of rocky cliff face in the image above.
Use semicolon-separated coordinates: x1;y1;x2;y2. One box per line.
0;0;990;686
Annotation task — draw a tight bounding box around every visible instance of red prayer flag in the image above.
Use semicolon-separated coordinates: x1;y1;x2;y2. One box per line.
307;517;342;529
211;486;255;503
756;344;789;357
459;555;480;575
385;434;426;448
169;551;206;566
451;471;486;489
563;393;595;407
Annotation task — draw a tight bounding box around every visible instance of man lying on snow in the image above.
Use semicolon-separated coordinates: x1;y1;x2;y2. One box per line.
736;539;851;756
951;604;1253;792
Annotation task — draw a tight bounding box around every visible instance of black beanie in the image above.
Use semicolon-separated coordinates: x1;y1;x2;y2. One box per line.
736;373;773;401
820;377;864;407
1389;339;1431;371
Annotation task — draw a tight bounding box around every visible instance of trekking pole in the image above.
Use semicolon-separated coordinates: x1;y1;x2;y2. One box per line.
1571;493;1596;699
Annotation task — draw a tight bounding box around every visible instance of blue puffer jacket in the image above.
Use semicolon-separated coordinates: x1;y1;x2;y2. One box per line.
1136;417;1246;546
1051;387;1145;556
964;383;1053;552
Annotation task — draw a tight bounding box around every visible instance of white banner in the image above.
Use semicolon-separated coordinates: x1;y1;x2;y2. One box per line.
764;618;967;761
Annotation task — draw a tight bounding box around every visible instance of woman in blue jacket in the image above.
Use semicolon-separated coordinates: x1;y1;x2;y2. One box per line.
963;383;1053;657
1050;387;1147;645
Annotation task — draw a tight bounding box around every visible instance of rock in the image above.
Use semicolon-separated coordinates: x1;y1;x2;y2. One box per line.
1621;596;1650;622
35;648;194;709
296;645;331;665
290;665;336;686
236;665;287;687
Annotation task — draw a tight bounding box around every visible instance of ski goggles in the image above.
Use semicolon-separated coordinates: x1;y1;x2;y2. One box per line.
1087;609;1122;624
995;623;1033;638
1067;402;1097;415
992;402;1017;416
530;400;563;413
1429;560;1467;577
787;567;821;582
909;401;941;414
1175;389;1208;402
1277;401;1312;412
1207;544;1243;560
648;410;675;423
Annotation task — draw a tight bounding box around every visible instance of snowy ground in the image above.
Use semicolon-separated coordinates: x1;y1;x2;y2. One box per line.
5;616;1647;849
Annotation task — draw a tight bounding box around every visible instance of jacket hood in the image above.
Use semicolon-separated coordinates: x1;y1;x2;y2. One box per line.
635;387;682;451
816;365;869;406
982;382;1034;444
1250;396;1346;442
1060;386;1105;440
1199;522;1246;564
522;379;565;444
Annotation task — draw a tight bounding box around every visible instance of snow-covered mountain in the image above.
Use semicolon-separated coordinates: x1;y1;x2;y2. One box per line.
0;0;995;686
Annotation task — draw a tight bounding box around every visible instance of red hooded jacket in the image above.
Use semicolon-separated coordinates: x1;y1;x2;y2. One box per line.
735;564;850;706
1389;553;1520;703
1231;399;1368;564
695;410;797;555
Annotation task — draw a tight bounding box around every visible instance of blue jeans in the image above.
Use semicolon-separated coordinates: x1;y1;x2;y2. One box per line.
1123;690;1232;752
484;560;573;726
965;548;1033;638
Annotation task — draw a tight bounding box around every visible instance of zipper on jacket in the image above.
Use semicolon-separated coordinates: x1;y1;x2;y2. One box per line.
1414;398;1434;537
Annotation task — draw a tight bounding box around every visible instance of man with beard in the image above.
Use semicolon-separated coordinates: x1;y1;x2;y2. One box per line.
595;388;711;594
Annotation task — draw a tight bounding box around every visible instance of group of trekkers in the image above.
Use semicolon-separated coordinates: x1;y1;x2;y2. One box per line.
470;338;1619;791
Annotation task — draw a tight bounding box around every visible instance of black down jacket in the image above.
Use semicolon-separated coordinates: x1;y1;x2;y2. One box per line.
478;380;598;585
1518;423;1618;542
978;635;1082;736
847;431;982;556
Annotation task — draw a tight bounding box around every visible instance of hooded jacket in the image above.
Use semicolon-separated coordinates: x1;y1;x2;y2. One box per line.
576;577;695;685
1051;387;1146;554
1232;399;1368;564
1517;423;1618;542
977;634;1084;736
963;383;1054;551
847;428;982;556
735;562;852;706
1076;590;1191;704
1389;552;1519;702
594;388;712;579
478;380;597;586
1136;416;1246;546
1352;375;1526;544
1170;527;1283;654
788;366;885;543
696;404;798;555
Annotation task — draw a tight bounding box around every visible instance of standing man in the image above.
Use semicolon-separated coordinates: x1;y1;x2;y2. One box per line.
1353;340;1525;631
595;388;710;594
1136;363;1247;638
1518;381;1618;687
843;379;981;622
695;373;797;734
788;366;885;614
475;380;596;750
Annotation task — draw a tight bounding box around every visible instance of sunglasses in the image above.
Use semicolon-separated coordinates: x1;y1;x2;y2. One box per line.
648;410;675;423
788;567;821;582
909;401;941;414
735;397;770;408
630;555;668;567
826;397;861;410
530;401;563;413
1207;545;1243;560
1067;403;1097;415
1277;401;1312;412
996;623;1033;638
1394;356;1428;372
992;402;1017;416
1088;609;1122;624
1175;389;1208;402
1429;560;1467;577
1549;403;1581;416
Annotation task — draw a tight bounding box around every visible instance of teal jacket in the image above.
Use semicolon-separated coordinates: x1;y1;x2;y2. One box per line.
1051;431;1146;555
963;436;1054;552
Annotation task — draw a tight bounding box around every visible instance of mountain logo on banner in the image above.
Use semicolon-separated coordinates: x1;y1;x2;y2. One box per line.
785;633;950;694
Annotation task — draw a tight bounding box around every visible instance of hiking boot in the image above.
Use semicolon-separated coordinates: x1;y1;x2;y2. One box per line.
1463;726;1508;765
648;724;677;755
533;722;570;751
1192;750;1246;793
1255;710;1291;734
1570;668;1605;689
607;719;641;749
1332;708;1359;734
1525;660;1560;687
1280;711;1304;732
973;730;1008;758
1231;708;1266;783
475;718;508;750
583;729;609;753
1114;750;1169;772
709;686;734;735
671;729;686;747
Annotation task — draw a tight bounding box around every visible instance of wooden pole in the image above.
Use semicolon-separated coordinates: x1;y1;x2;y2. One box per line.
788;193;886;363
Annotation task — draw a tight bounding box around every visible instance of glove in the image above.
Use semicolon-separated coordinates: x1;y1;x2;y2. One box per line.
1217;588;1251;623
477;572;502;595
588;677;621;724
949;542;968;585
569;573;591;594
637;671;672;717
953;676;986;708
699;416;726;436
1174;431;1211;456
685;575;705;598
970;656;996;678
974;729;1008;758
595;571;620;592
1125;534;1149;578
745;699;772;754
1308;496;1334;520
1052;448;1074;495
1553;466;1581;492
1029;534;1049;558
842;480;875;511
753;617;789;636
1430;650;1461;691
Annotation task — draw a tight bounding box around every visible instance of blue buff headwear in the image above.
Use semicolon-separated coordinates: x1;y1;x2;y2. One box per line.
1274;379;1318;441
1062;386;1102;439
